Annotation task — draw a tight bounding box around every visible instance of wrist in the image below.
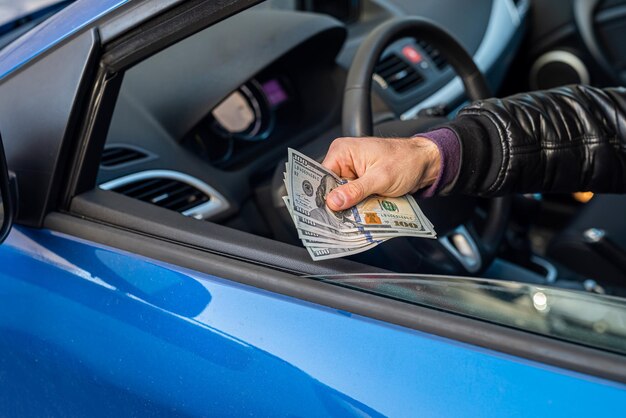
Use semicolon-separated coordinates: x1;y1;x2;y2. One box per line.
412;128;461;197
424;137;442;186
409;136;441;188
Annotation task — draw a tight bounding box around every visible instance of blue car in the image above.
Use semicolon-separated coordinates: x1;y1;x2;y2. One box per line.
0;0;625;416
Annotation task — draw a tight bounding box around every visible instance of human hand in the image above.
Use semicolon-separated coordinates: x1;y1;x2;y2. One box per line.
322;136;441;211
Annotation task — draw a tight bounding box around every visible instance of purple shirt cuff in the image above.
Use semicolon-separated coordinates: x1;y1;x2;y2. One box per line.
414;128;461;197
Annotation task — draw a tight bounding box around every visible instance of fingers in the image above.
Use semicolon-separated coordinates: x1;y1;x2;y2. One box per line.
321;135;443;211
327;176;377;211
321;138;343;173
322;137;357;178
321;156;342;177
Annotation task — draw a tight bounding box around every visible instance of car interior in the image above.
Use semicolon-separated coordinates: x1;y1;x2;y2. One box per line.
72;0;626;301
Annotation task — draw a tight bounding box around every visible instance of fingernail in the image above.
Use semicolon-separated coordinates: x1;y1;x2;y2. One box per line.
329;191;345;209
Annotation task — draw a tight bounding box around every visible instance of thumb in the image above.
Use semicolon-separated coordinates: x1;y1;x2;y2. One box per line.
326;176;377;211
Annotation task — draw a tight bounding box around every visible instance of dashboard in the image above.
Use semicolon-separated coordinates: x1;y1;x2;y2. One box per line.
98;0;528;229
183;76;295;168
178;46;343;171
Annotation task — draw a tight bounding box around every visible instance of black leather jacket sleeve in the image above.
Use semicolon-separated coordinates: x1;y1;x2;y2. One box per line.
444;84;626;196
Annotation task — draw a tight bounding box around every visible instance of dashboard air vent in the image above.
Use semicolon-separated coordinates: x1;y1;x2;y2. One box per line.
101;146;150;168
374;54;424;94
100;170;230;220
417;40;448;70
111;178;210;213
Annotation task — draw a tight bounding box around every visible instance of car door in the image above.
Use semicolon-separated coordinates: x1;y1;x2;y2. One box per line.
1;0;626;416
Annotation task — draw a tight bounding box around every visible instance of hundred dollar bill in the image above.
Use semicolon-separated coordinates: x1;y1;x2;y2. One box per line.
305;242;381;261
302;237;388;248
286;164;430;238
298;222;390;248
284;196;387;254
287;148;436;236
283;196;407;244
299;226;391;246
283;149;437;260
285;166;408;239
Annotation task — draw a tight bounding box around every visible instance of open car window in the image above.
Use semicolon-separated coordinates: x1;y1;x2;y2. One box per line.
314;274;626;356
56;0;626;383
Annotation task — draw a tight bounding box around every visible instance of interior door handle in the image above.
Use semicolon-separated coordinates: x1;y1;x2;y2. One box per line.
573;0;622;85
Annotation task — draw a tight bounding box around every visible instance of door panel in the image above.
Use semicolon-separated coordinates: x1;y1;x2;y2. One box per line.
1;226;625;416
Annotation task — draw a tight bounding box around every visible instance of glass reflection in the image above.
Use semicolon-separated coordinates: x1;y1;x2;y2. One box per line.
532;291;548;312
313;274;626;355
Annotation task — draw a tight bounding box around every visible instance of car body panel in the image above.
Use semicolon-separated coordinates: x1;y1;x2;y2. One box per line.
0;29;97;227
2;226;625;416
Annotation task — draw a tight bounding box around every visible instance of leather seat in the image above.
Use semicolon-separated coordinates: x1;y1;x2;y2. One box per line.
547;194;626;285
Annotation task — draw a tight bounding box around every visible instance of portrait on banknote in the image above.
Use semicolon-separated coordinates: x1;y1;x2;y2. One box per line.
309;174;359;229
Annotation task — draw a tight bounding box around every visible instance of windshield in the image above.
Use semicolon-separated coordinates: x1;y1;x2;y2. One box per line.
0;0;71;43
313;274;626;355
0;0;64;25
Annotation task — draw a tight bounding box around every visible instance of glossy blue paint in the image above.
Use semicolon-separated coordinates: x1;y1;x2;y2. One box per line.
0;0;128;79
1;226;625;416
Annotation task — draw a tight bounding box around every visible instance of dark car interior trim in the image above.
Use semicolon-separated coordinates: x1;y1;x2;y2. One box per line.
45;210;626;384
111;10;346;141
0;134;15;244
99;143;155;170
98;0;182;44
60;62;123;208
69;189;381;276
101;0;262;72
574;0;624;84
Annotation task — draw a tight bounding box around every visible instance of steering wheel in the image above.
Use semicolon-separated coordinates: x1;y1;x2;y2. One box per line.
343;17;511;275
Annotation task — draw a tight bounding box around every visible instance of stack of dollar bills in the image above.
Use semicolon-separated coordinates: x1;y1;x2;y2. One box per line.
283;148;436;261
